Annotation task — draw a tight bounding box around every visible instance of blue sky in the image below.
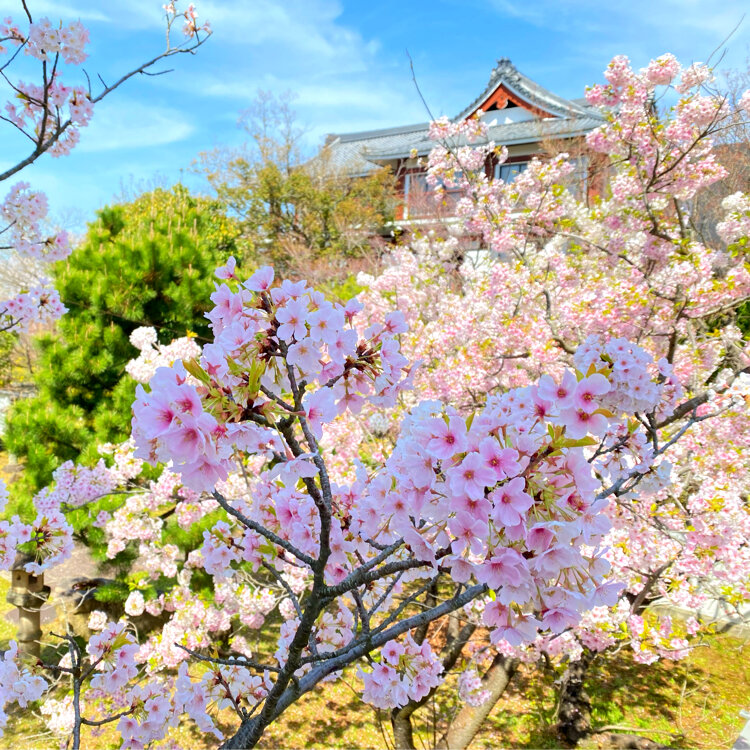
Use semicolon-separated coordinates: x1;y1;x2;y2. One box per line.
1;0;749;231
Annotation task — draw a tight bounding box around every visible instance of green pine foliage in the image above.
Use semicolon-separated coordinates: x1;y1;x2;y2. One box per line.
739;299;750;338
5;185;241;511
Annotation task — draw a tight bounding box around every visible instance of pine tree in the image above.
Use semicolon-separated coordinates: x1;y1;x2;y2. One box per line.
5;185;240;505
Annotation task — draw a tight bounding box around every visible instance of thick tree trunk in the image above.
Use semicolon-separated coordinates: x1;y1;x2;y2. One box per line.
391;706;417;749
556;648;594;745
435;653;518;750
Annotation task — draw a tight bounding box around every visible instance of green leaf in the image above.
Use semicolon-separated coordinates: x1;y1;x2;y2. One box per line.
182;357;210;384
557;436;599;448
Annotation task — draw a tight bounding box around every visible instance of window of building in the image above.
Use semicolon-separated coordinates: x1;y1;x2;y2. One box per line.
403;171;430;197
494;161;528;182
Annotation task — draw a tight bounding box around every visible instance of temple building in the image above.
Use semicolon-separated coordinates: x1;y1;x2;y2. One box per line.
323;58;604;223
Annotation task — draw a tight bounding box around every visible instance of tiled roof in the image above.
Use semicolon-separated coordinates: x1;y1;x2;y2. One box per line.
322;122;429;175
320;59;605;175
368;116;604;160
455;58;596;120
323;116;602;173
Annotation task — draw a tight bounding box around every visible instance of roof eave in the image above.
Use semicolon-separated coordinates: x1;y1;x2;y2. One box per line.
329;121;431;144
366;125;598;162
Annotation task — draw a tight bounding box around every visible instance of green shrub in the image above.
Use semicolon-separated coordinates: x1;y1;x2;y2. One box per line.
4;185;241;514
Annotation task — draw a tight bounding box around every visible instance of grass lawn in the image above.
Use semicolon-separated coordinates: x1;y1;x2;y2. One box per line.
0;573;745;750
0;454;745;749
251;632;748;749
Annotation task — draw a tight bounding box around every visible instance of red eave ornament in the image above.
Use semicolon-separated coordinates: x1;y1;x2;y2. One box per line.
465;83;553;121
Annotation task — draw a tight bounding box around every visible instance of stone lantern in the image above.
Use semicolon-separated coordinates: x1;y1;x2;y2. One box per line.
6;553;51;658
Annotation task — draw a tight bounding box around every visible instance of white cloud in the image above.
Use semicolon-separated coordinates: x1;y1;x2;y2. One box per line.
0;0;192;29
0;0;109;21
152;0;432;135
179;0;383;87
197;0;370;61
77;99;194;152
482;0;749;55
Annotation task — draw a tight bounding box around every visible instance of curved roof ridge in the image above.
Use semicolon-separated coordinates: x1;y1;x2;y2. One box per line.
456;58;598;121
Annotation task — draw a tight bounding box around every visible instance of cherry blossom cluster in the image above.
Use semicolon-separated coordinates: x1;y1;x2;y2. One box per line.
590;423;655;485
457;666;491;707
39;695;75;736
273;601;355;683
132;262;414;492
1;283;67;330
345;51;750;696
422;56;750;338
88;610;108;632
348;339;662;646
102;473;307;668
86;622;139;693
0;180;70;331
0;497;71;574
573;335;682;420
42;621;187;747
23;17;89;64
22;511;74;575
605;405;750;622
0;641;47;735
136;590;232;671
0;9;89;330
198;473;332;581
93;459;315;670
428;114;488;143
426;123;576;256
584;56;729;199
509;381;749;669
624;613;693;664
0;17;23;55
0;514;28;570
97;439;145;485
473;599;697;668
2;12;94;157
0;182;71;260
102;464;185;559
717;191;750;246
4;81;92;156
214;577;281;629
164;1;211;38
33;459;116;514
172;661;269;740
360;633;443;709
0;455;123;576
125;326;201;384
115;680;174;747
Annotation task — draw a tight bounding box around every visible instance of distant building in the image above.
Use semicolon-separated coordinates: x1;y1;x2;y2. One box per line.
323;59;604;224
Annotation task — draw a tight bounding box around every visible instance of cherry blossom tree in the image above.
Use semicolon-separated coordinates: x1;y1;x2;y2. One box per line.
1;50;749;750
1;260;680;748
350;53;750;745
